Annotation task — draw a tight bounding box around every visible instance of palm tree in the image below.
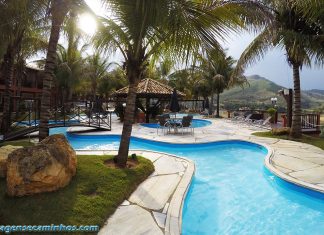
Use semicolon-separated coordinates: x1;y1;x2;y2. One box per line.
97;67;127;98
39;0;92;141
84;53;113;101
95;0;268;167
0;0;46;134
54;44;86;105
198;51;245;117
235;0;324;138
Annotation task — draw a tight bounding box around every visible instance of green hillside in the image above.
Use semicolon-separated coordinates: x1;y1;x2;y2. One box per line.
221;75;324;111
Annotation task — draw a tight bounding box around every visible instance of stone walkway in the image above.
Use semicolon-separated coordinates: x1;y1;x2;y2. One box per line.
76;150;194;235
69;117;324;234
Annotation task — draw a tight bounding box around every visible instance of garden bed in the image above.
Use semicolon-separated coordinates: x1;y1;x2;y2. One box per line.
0;155;154;233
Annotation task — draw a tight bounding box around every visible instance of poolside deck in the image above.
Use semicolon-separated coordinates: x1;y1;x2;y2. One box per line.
68;117;324;234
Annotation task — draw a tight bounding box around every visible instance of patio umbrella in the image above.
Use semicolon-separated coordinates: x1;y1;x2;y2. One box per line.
170;89;180;118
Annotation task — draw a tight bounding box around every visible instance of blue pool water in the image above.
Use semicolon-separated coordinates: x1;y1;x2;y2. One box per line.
50;128;324;234
18;120;79;126
140;119;212;129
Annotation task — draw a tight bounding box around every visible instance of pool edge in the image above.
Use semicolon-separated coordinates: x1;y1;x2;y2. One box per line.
76;149;195;235
264;149;324;194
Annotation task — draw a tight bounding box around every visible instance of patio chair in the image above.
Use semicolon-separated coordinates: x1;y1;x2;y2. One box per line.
203;110;217;119
253;116;272;129
226;112;241;122
180;115;194;135
156;115;170;135
238;113;253;124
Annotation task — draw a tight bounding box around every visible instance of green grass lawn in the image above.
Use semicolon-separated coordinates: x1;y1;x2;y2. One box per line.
0;155;154;233
253;132;324;150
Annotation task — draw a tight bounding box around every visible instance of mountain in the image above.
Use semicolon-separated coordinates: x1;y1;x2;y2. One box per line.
220;75;324;111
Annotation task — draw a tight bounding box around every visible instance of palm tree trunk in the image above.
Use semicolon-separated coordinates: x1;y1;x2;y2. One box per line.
117;80;138;167
1;46;15;134
216;93;220;118
210;93;214;115
290;63;302;138
39;1;68;141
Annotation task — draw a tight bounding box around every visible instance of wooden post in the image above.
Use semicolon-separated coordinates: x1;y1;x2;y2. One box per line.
275;111;278;124
145;97;150;123
288;89;293;127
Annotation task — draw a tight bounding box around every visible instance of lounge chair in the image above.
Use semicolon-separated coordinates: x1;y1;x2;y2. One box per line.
180;115;194;135
203;110;217;119
238;113;253;124
156;115;170;135
253;116;272;129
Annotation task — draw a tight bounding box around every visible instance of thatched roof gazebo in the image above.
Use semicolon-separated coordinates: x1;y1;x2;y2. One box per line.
113;78;185;123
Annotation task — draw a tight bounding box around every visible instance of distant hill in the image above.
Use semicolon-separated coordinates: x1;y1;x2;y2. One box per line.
221;75;324;111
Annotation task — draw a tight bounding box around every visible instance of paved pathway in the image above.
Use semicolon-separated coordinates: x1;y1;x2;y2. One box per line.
70;117;324;234
76;150;194;235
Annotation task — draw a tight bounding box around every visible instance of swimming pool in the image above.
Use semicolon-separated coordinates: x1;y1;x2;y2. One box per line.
51;128;324;234
17;120;80;126
140;119;212;129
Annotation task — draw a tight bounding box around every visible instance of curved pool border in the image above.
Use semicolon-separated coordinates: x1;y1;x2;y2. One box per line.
139;118;212;129
67;125;324;194
77;149;195;235
264;150;324;194
68;130;274;235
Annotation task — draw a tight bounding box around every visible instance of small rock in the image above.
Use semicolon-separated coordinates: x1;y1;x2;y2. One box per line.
121;200;130;206
6;135;77;197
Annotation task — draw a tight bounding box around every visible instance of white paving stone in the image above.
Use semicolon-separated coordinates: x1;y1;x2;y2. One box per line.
289;166;324;184
162;202;170;214
153;211;166;228
99;205;163;235
154;157;185;175
129;174;181;210
306;157;324;165
141;152;162;162
276;149;324;160
273;164;293;174
272;154;319;171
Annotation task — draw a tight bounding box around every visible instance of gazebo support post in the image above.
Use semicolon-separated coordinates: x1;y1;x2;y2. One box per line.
145;97;150;123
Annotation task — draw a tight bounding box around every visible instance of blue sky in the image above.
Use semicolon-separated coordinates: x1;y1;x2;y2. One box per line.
85;0;324;90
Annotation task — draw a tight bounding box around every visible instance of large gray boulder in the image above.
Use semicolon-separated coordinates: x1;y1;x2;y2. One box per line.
6;135;77;197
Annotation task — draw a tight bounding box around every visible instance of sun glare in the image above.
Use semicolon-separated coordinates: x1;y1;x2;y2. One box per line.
78;14;97;36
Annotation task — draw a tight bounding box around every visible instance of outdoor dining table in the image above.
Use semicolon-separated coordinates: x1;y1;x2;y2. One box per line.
167;118;182;133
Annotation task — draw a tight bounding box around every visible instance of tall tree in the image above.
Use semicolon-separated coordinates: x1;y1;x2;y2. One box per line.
235;0;324;138
198;51;245;117
39;0;70;140
95;0;269;167
54;43;86;105
0;0;45;134
84;53;112;100
39;0;92;141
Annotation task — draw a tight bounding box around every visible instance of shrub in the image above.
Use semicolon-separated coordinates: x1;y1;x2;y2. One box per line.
267;108;277;117
271;127;290;136
320;127;324;138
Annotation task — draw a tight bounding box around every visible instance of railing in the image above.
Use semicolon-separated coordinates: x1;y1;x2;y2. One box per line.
3;100;112;141
301;113;321;132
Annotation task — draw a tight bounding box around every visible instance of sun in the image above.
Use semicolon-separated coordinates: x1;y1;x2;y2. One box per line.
78;14;97;36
